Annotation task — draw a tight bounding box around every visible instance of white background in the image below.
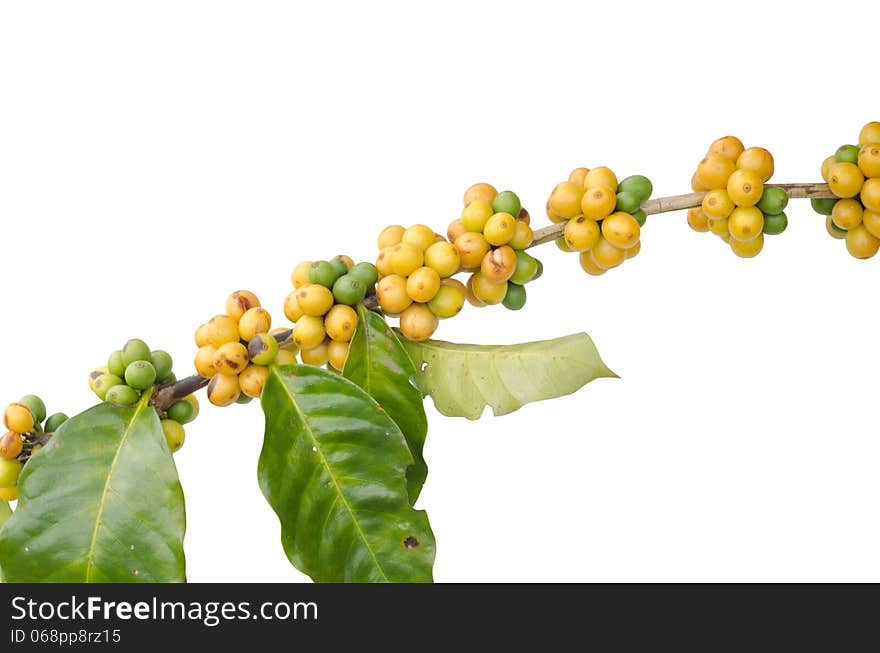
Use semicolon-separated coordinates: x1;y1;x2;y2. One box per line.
1;0;879;582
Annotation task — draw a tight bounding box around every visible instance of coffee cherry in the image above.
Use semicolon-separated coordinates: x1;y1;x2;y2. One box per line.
465;274;488;306
708;135;745;163
293;315;327;349
406;267;441;303
509;221;534;250
236;394;253;405
858;144;880;178
687;207;710;232
615;190;641;214
301;340;330;366
825;216;847;239
579;251;606;276
375;246;395;277
625;241;641;259
207;373;241;407
291;260;313;288
831;199;863;230
308;260;343;288
736;147;774;181
568;167;589;186
424;242;460;278
377;225;405;249
532;258;544;280
454;232;491;270
124;360;157;390
859;121;880;147
402;224;436;252
730;233;764;258
348;262;379;287
207;315;240;347
325;304;359;342
237;307;271;342
862;209;880;239
601;212;640;249
167;400;196;425
195;345;218;377
18;395;46;425
469;272;508;305
106;384;139;407
150;350;174;383
0;458;23;488
845;225;880;259
728;206;764;242
480;246;517;283
811;198;838;215
108;350;126;377
756;186;789;215
502;283;526;311
762;212;788;236
447;219;467;243
583;166;618;190
427;284;465;318
827;162;864;198
580;186;616;221
632;209;647;226
194;323;211;347
708;217;730;237
283;291;305;323
297;285;335;318
483;213;516;246
861;178;880;212
0;432;23;459
328;341;350;371
555;238;573;252
239;364;270;398
248;333;279;366
702;189;735;219
332;275;367;305
159;419;185;453
834;144;859;165
617;174;653;204
590;237;626;269
331;255;353;276
548;182;585;219
821;155;836;182
691;173;709;192
275;350;298;366
461;200;494;232
399;304;439;342
389;243;425;277
463;182;498;207
376;275;413;315
546;199;567;223
510;250;539;285
562;216;598;252
490;191;520;218
93;374;124;401
0;485;17;500
696;155;735;189
122;339;151;367
44;412;69;433
225;290;260;321
727;169;763;207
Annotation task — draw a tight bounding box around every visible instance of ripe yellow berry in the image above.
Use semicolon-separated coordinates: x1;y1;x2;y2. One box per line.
858;144;880;178
578;251;606;276
831;199;864;230
583;166;618;191
463;182;498;207
402;224;436;252
687;207;710;232
194;345;218;377
859;121;880;147
862;209;880;239
728;206;764;242
827;162;864;198
293;315;327;349
291;261;313;289
0;485;18;501
296;284;335;317
590;237;626;269
625;241;641;259
275;350;298;366
564;216;601;252
161;419;185;453
702;188;735;219
546;199;567;224
845;225;880;259
225;290;260;321
691;173;709;192
375;246;395;277
238;307;272;341
194;323;211;347
324;304;359;342
708;217;730;237
480;245;517;283
568;167;590;186
447;219;467;243
213;341;249;375
600;212;640;249
207;314;240;347
0;432;23;459
469;272;508;305
708;135;745;163
283;291;305;322
300;340;330;366
696;155;735;189
455;232;491;269
389;243;425;276
4;403;34;434
821;155;836;182
377;225;405;249
548;181;585;219
726;169;764;207
509;221;534;249
465;274;488;307
406;266;441;303
580;186;617;220
0;458;23;488
736;147;774;182
730;233;764;258
461;200;494;233
328;341;350;371
376;275;413;315
424;241;461;278
399;304;439;341
861;178;880;212
483;213;517;246
207;373;240;407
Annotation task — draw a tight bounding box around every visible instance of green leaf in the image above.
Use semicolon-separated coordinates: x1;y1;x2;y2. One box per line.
0;391;186;583
401;332;617;420
344;306;428;504
259;364;435;582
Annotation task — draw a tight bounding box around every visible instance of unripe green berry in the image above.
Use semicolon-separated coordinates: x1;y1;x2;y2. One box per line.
510;250;539;285
235;393;253;404
492;190;521;217
18;395;46;424
124;360;157;390
167;400;196;425
348;262;379;287
93;374;124;400
150;350;174;382
122;339;151;367
308;261;343;288
756;186;789;215
161;419;185;453
631;209;647;227
108;350;126;377
531;258;544;281
835;144;860;164
502;283;527;311
762;211;789;236
333;275;367;305
811;198;837;215
329;258;350;278
105;385;140;407
615;191;641;214
248;333;279;366
44;412;69;432
617;175;653;203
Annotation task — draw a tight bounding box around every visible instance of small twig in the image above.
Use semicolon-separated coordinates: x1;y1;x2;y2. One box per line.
152;374;210;412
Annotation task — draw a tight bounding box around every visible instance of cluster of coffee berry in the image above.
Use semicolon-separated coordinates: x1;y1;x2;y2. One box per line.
546;167;651;276
812;121;880;259
1;396;67;500
285;257;378;368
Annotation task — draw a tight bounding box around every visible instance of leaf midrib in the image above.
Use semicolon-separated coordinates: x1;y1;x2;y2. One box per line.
270;367;390;582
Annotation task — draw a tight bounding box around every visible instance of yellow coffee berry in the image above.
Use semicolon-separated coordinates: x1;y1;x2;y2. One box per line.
195;345;218;377
708;135;745;163
291;261;313;289
455;232;491;269
283;291;304;322
583;166;618;191
0;485;18;501
293;315;327;350
275;350;298;366
708;217;730;237
0;458;23;488
480;245;517;283
225;290;260;321
461;200;494;233
402;224;436;252
548;182;585;219
328;340;350;371
590;237;626;269
862;209;880;239
825;216;846;240
696;155;735;189
827;162;864;198
333;254;354;270
625;241;641;259
845;225;880;259
207;314;240;347
728;206;764;242
377;225;405;249
861;178;880;212
578;251;606;276
691;173;709;192
406;266;441;303
324;304;359;342
858;144;880;178
568;167;590;186
726;169;763;207
859;121;880;147
730;233;764;258
300;340;330;366
736;147;774;182
376;246;395;277
376;275;413;315
483;212;517;246
546;199;567;224
702;188;735;219
687;207;710;232
831;199;863;231
194;323;211;347
389;243;425;277
213;342;249;376
463;182;498;207
601;212;640;249
296;284;335;317
428;283;466;318
207;373;240;407
0;432;23;459
564;216;601;252
509;221;534;249
580;186;617;221
4;403;34;434
447;219;467;243
238;307;272;341
424;241;461;278
161;419;185;453
469;272;508;305
821;155;836;182
399;304;439;342
465;274;488;307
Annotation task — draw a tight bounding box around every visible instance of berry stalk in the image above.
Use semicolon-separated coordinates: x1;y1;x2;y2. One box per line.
529;182;836;247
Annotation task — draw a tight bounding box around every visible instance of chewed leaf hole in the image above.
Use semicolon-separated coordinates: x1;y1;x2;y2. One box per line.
403;536;420;549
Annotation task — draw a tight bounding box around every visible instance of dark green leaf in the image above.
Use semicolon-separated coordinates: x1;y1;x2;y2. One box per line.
344;306;428;504
0;392;186;582
259;365;435;582
401;332;617;420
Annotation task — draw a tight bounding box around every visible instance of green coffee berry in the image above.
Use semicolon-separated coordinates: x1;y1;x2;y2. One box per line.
532;258;544;281
105;385;139;407
44;412;69;432
756;186;789;215
19;395;46;424
161;419;185;453
615;191;641;214
811;198;837;215
329;258;350;278
492;190;521;217
122;339;151;367
247;333;279;366
167;400;196;425
835;144;860;164
617;175;653;203
235;393;253;404
631;209;647;227
348;262;379;287
108;350;126;377
502;283;527;311
308;261;342;288
510;250;539;285
93;374;124;400
124;360;157;390
150;350;174;381
332;275;367;305
762;211;789;236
